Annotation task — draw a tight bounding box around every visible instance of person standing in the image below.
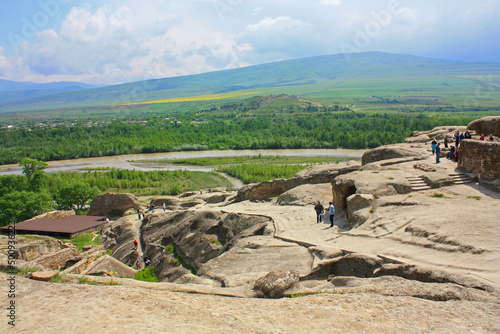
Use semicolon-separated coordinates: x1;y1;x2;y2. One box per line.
133;239;138;250
431;138;437;154
328;202;335;227
314;201;324;223
444;135;448;148
163;202;166;211
435;143;441;163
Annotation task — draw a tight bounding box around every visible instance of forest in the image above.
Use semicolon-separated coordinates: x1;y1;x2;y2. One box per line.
0;110;477;165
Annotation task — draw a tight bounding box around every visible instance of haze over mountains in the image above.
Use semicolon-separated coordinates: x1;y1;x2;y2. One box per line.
0;52;498;113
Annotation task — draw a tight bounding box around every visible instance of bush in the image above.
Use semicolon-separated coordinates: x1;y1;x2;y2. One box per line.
134;266;159;282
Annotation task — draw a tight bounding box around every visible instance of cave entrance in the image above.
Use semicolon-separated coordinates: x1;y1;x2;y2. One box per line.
344;185;356;210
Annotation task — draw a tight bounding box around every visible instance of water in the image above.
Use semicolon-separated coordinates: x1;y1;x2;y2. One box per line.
0;148;366;176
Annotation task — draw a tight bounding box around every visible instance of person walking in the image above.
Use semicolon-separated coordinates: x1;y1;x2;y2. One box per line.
435;143;441;163
314;201;324;223
328;202;335;227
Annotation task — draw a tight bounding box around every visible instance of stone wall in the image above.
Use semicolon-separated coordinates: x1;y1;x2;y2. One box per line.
458;140;500;180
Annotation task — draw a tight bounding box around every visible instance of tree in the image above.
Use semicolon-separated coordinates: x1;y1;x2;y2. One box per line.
0;191;53;227
55;182;100;214
19;158;48;189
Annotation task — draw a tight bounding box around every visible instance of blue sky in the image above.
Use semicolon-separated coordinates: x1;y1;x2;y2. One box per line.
0;0;499;84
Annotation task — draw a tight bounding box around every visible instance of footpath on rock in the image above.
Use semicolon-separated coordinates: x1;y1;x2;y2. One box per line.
1;117;499;332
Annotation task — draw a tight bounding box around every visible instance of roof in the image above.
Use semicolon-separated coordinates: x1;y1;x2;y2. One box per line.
1;215;107;237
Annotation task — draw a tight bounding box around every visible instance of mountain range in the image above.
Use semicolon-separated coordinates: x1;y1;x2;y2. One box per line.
0;52;498;113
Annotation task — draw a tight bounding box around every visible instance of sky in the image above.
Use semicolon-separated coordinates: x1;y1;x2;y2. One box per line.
0;0;499;85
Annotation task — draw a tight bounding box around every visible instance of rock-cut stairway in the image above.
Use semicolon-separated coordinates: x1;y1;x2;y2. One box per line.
407;173;474;192
406;176;431;191
449;173;473;185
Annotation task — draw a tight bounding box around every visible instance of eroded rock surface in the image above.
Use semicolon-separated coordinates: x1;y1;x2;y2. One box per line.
88;192;141;217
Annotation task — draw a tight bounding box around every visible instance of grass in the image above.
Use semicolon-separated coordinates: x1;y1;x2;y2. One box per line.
127;91;262;105
209;237;221;246
218;163;309;184
78;276;98;285
135;266;160;282
49;272;66;283
429;193;450;199
164;243;196;275
71;231;101;251
467;196;481;200
143;155;347;167
289;290;346;298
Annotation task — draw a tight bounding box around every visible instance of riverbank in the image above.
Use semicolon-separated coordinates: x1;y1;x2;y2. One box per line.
0;148;366;176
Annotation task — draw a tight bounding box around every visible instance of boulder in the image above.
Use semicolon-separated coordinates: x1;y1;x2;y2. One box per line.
253;270;300;298
88;192;141;217
467;116;500;137
277;183;332;206
292;161;361;183
84;255;137;278
31;271;57;282
421;173;455;188
332;170;411;211
346;194;375;227
361;144;425;165
204;193;232;204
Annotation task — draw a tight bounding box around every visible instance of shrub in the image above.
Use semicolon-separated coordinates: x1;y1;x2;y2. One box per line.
134;266;159;282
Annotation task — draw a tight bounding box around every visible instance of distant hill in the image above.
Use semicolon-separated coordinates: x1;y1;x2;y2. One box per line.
0;80;102;105
0;52;498;112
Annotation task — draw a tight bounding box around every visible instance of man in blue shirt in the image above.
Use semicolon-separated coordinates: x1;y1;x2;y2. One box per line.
328;202;335;227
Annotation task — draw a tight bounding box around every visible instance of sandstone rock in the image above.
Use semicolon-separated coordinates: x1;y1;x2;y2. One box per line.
253;270;300;298
467;116;500;137
373;264;495;292
332;170;411;211
88;192;141;217
31;271;57;282
421;173;455;188
277;183;332;206
292;161;361;183
34;248;79;270
301;253;384;280
140;210;275;284
404;126;467;143
180;200;203;208
361;144;424;165
16;239;65;262
84;255;137;278
204;193;231;204
345;194;375;227
101;216;142;265
198;236;312;287
151;197;181;209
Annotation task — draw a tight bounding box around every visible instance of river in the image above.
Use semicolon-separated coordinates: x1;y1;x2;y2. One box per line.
0;148;366;176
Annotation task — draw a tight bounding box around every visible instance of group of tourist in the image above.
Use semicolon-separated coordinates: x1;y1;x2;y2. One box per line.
314;201;335;228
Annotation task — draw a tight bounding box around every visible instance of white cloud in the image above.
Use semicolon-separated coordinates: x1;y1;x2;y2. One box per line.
246;16;309;32
320;0;342;6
